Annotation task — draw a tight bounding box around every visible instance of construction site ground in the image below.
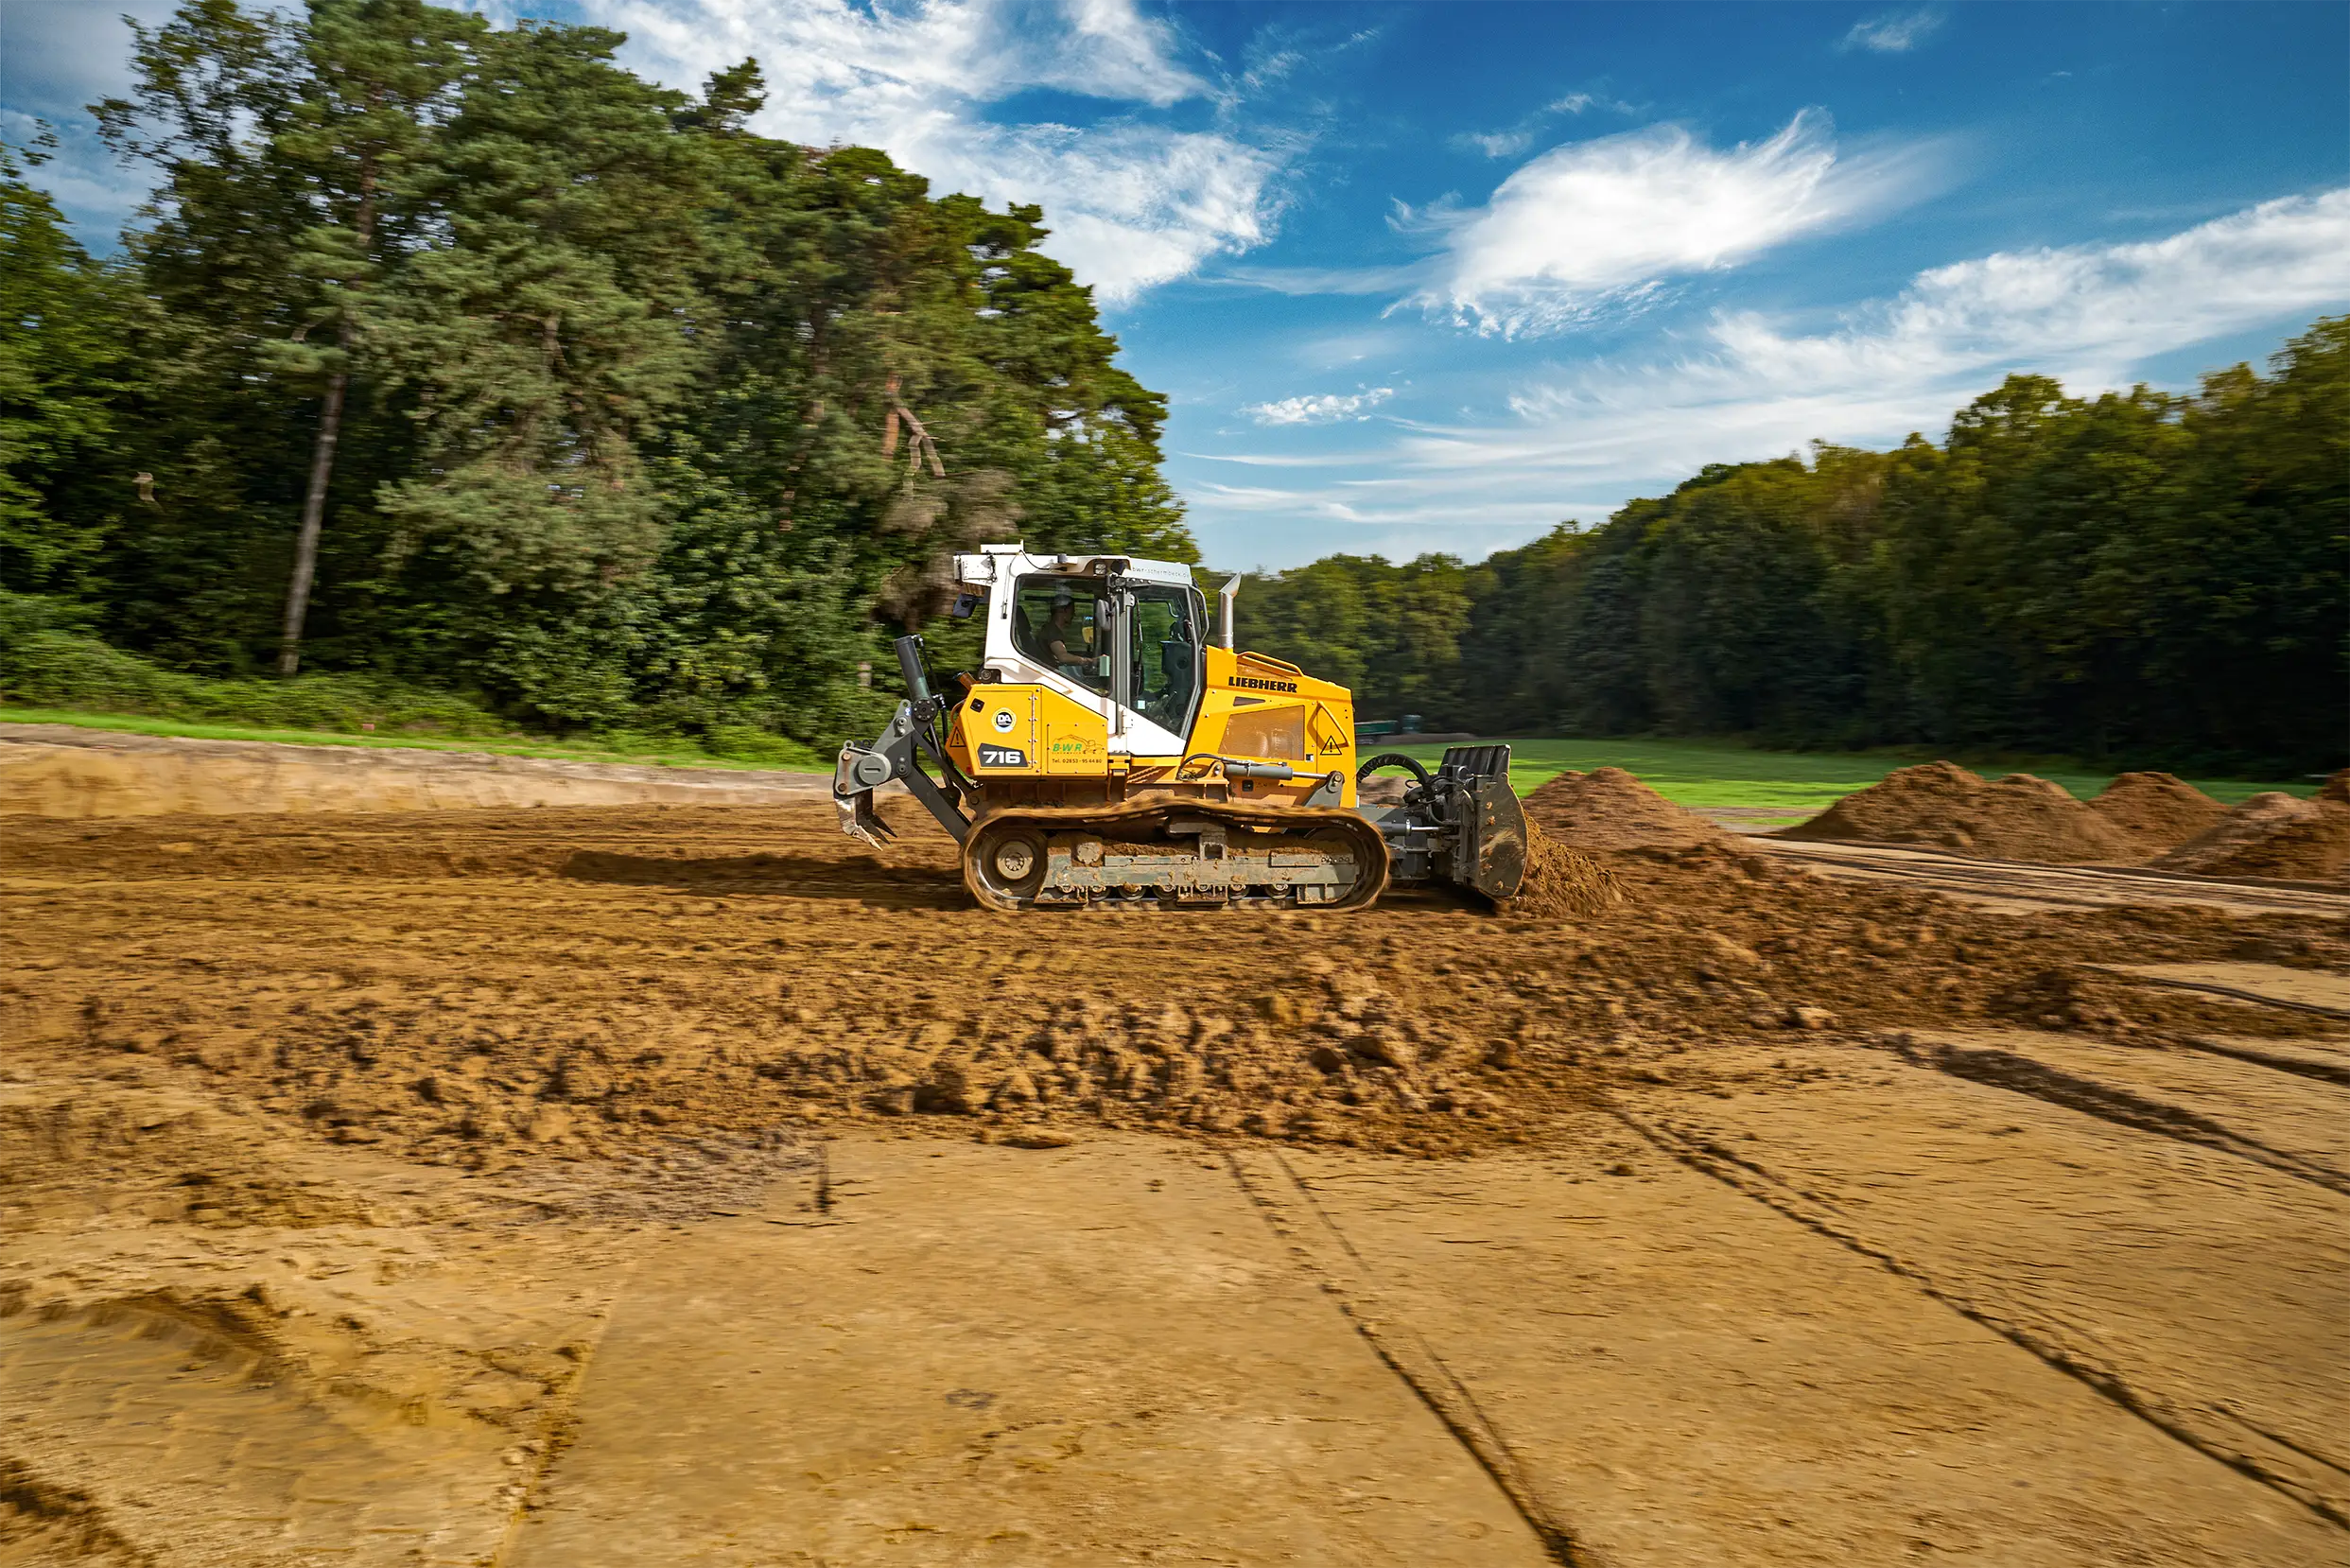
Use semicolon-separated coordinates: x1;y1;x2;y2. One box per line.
4;789;2347;1567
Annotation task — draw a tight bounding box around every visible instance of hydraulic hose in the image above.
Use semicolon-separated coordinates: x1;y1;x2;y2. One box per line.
1356;752;1432;789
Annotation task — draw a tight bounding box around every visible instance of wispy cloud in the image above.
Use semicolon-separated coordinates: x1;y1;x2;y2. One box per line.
1408;110;1924;337
585;0;1288;302
1187;190;2350;544
1242;387;1395;426
1514;184;2350;447
1840;9;1943;54
1448;89;1634;160
1212;261;1424;296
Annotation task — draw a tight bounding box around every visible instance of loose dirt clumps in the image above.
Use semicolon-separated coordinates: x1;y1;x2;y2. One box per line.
2088;772;2226;854
2156;778;2350;882
1499;821;1621;920
7;800;2340;1174
1783;761;2136;863
1522;767;1726;851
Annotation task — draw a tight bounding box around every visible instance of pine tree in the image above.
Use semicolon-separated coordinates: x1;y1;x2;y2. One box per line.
267;0;480;674
0;133;127;597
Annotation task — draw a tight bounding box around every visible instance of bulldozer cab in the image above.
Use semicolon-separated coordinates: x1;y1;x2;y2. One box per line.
965;546;1206;755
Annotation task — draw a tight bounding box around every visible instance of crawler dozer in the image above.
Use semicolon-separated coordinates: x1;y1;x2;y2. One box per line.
834;545;1526;911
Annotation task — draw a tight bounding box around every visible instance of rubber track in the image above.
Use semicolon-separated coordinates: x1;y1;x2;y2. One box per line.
961;798;1391;912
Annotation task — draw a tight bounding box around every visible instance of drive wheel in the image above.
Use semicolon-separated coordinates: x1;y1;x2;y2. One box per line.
966;821;1049;911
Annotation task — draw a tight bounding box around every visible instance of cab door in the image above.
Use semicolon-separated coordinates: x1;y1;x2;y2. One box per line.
1109;580;1207;756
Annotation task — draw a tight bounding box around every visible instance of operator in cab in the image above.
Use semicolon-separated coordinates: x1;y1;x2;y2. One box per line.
1044;587;1087;676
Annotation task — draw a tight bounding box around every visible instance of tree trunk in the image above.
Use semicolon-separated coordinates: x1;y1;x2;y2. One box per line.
277;359;348;676
278;151;377;679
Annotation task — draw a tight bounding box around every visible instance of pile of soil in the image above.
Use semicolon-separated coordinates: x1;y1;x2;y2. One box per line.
2086;772;2226;854
1499;820;1620;919
2155;775;2350;881
1783;761;2135;864
1522;767;1726;851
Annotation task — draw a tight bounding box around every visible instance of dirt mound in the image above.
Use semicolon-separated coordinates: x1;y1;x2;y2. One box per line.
2155;791;2350;881
1522;767;1725;851
1784;761;2135;864
1498;821;1620;919
2088;772;2225;853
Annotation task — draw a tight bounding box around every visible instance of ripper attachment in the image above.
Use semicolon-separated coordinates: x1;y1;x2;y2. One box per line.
833;634;976;850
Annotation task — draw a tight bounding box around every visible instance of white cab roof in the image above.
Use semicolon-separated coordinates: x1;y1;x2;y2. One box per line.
955;546;1194;590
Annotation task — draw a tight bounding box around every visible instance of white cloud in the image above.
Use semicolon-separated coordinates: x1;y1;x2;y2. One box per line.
1449;90;1631;159
1242;387;1395;425
0;2;181;245
1183;189;2350;552
1409;110;1919;336
585;0;1284;302
1840;9;1943;54
1504;184;2350;465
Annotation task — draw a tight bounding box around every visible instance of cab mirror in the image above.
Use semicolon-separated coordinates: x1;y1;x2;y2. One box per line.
949;592;980;619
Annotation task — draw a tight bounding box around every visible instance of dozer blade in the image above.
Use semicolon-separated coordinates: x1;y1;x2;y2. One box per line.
1445;745;1528;900
832;743;895;850
1459;771;1528;900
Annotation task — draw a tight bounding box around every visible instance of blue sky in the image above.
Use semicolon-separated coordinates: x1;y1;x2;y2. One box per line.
5;1;2346;569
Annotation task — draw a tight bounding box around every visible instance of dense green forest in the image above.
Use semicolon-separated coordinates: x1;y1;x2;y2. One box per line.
1236;320;2348;775
0;1;2340;774
0;0;1185;758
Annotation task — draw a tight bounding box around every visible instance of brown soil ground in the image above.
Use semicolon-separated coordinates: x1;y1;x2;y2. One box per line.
1751;835;2350;918
6;795;2349;1564
2088;771;2227;853
1521;765;1726;850
0;723;828;818
2158;782;2350;882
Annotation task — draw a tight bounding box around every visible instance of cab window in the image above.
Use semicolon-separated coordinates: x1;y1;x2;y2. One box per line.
1127;584;1204;735
1012;575;1108;695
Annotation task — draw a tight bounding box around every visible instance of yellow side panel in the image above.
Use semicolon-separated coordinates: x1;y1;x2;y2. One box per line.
951;684;1106;777
1220;704;1307;761
1189;648;1359;807
1037;687;1110;776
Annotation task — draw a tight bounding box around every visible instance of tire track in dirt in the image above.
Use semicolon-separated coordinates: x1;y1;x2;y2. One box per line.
1877;1035;2350;1197
1608;1101;2350;1532
1222;1145;1588;1568
2174;1033;2350;1088
1753;838;2350;917
483;1258;643;1568
0;1453;151;1566
2098;969;2350;1020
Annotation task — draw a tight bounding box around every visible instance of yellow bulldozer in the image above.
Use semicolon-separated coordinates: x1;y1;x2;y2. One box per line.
832;543;1526;911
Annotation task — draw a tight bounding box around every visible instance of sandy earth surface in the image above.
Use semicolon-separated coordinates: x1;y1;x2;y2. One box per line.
4;789;2348;1566
0;724;829;819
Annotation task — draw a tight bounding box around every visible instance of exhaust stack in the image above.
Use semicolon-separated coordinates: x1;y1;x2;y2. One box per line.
1219;574;1241;651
